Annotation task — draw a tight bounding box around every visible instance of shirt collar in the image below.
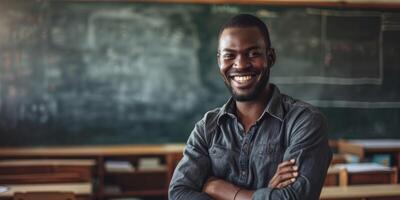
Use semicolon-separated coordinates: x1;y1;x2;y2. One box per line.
216;84;284;125
216;98;236;125
263;84;284;121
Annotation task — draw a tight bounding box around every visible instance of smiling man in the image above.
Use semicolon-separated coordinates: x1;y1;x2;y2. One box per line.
169;14;332;200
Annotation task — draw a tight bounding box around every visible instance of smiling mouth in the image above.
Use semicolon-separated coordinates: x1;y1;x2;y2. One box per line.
229;74;257;84
233;75;252;83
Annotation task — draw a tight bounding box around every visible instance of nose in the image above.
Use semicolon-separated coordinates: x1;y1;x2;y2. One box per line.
233;55;250;69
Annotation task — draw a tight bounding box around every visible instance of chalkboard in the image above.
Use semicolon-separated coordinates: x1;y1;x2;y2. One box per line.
0;1;399;146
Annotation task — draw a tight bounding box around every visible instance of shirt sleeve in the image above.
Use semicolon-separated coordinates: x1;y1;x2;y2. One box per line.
252;110;333;200
169;119;213;200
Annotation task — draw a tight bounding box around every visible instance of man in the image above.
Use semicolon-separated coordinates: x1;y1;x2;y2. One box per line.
169;14;332;200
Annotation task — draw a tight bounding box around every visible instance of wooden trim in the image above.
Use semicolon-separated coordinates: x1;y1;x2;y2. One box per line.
339;168;348;186
0;144;185;158
0;159;95;167
53;0;400;10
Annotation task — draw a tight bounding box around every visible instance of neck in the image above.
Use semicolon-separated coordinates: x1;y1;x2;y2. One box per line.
235;84;272;133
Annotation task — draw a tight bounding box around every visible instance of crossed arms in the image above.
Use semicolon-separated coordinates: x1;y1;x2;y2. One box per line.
169;111;332;200
203;159;299;200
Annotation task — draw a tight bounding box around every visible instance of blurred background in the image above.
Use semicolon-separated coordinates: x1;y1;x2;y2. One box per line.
0;0;399;146
1;1;400;200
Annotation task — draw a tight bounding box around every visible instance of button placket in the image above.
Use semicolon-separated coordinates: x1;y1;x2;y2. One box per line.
239;134;250;183
243;143;248;153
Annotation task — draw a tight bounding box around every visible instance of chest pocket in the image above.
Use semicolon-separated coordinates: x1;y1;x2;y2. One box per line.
208;144;232;177
253;142;285;184
256;142;285;163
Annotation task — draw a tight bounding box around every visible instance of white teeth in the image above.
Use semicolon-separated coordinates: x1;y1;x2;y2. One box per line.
233;75;252;83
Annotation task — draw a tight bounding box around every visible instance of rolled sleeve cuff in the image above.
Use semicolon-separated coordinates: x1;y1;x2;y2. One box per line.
252;187;274;200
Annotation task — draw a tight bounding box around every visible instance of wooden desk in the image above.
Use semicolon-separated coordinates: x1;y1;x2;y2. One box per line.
0;144;185;200
0;144;184;157
331;154;347;165
0;183;91;200
0;159;95;184
325;164;398;186
338;139;400;167
320;184;400;200
325;167;341;186
0;159;95;167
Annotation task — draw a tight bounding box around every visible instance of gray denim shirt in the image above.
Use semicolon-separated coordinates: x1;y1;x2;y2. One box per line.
169;84;332;200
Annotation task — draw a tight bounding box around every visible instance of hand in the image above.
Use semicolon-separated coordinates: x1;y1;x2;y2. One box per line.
203;177;254;200
203;177;236;200
268;159;299;189
203;176;219;194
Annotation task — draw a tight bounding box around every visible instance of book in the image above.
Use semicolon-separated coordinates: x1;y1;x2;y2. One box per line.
333;162;391;172
138;157;165;171
105;161;135;172
0;186;8;193
344;154;360;163
371;154;391;167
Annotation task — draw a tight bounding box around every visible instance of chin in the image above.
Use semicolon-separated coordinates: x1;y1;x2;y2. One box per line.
231;90;259;102
233;96;255;102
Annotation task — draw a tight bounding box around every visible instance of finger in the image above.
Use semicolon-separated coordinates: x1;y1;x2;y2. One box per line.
268;159;299;188
268;171;298;188
276;171;298;183
277;178;296;188
269;166;297;181
278;159;295;168
268;179;279;188
277;159;296;170
277;177;296;188
268;174;284;187
277;165;298;175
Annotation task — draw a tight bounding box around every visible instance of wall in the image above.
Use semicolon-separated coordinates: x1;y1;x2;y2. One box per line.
0;1;399;146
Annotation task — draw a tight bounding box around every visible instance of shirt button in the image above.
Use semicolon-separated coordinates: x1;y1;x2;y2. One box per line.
241;171;246;176
243;145;248;153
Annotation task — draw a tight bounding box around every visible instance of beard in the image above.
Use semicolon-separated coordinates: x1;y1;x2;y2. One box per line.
223;68;270;102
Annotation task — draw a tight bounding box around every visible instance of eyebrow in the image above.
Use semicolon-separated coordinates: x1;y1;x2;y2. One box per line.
221;46;262;53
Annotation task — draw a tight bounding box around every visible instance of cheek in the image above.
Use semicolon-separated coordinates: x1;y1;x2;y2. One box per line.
219;62;230;76
219;68;229;81
253;59;269;70
219;66;231;84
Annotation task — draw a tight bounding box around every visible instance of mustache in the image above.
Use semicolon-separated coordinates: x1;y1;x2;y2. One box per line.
226;68;259;76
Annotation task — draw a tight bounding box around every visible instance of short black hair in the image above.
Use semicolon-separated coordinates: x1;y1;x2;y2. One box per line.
219;14;272;47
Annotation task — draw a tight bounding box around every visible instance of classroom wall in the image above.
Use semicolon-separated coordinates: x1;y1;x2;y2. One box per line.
0;1;399;146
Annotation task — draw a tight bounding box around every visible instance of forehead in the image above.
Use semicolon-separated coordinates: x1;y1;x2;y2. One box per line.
218;27;266;50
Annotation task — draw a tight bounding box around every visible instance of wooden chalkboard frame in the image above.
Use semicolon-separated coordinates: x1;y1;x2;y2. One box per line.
59;0;400;10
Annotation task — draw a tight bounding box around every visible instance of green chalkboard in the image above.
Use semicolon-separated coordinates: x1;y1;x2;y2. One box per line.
0;1;399;146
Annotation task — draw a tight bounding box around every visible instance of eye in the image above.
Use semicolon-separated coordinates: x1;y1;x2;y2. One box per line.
222;53;235;60
248;50;262;58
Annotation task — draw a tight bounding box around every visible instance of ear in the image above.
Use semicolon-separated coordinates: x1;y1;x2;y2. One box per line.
267;48;276;68
217;51;221;68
